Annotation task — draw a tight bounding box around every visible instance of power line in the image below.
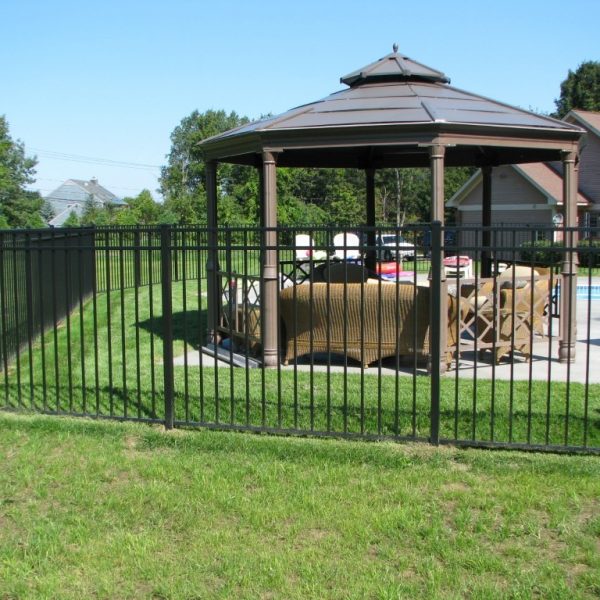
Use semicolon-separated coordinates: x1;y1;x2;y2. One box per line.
33;177;157;194
30;147;162;171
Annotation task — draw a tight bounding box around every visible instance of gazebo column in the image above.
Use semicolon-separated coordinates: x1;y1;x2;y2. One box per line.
365;168;377;271
429;145;448;374
205;160;221;345
261;150;280;367
481;166;493;278
559;150;579;363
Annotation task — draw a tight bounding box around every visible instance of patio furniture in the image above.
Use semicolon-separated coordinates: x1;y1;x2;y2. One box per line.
458;267;552;363
295;234;328;261
333;232;361;261
444;255;473;279
279;282;458;368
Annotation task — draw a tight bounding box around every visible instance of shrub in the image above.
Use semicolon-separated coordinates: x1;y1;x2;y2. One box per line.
519;240;563;266
578;238;600;267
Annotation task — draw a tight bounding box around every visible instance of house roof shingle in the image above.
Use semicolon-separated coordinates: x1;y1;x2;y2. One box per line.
514;163;590;206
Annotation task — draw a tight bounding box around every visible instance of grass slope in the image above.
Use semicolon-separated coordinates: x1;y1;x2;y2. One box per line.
0;413;599;599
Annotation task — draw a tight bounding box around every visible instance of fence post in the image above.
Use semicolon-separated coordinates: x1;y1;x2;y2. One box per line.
429;221;442;445
161;225;175;429
133;229;141;288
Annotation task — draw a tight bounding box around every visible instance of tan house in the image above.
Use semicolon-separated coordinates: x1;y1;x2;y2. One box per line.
448;110;600;244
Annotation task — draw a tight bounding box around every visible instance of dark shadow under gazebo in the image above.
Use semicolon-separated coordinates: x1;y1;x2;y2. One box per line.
199;46;584;369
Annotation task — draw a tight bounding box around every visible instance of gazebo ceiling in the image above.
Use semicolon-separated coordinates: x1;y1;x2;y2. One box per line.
200;47;584;168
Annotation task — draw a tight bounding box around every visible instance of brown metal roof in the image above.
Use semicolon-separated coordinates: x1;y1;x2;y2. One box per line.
200;48;584;168
340;46;450;86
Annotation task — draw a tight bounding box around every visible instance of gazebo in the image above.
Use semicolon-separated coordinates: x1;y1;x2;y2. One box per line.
200;46;584;368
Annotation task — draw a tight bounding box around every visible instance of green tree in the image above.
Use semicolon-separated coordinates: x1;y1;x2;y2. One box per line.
0;115;44;228
80;195;110;226
161;109;247;197
121;189;163;224
40;200;55;224
62;210;80;227
554;61;600;118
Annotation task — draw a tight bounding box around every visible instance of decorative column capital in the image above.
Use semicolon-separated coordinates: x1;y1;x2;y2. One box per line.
429;144;446;160
561;149;578;164
262;150;278;165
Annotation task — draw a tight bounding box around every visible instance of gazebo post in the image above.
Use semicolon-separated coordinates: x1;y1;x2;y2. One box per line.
365;168;377;271
559;150;579;363
261;150;280;367
205;160;221;345
481;166;493;278
429;145;448;374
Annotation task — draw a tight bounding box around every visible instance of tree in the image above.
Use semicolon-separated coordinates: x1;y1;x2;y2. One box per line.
62;211;80;227
554;61;600;118
160;110;252;224
0;115;44;228
120;189;163;224
80;195;109;226
161;109;247;197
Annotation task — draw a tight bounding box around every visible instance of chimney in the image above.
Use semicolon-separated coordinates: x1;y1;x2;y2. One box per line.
90;177;98;186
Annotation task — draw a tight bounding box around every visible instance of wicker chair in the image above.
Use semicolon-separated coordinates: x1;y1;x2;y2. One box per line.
476;277;551;363
279;282;458;368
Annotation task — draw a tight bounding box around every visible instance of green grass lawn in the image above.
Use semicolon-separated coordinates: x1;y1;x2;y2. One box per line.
0;412;599;599
2;279;599;449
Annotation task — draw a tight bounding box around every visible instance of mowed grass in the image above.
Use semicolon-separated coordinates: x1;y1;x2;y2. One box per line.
1;280;599;448
0;412;599;599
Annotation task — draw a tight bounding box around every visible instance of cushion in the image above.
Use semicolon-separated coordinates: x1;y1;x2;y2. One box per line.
322;263;369;283
499;265;538;279
500;278;529;289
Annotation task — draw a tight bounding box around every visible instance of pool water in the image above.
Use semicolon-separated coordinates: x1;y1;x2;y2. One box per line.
578;285;600;300
554;284;600;300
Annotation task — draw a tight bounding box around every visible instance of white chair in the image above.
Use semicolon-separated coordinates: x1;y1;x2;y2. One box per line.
333;232;361;261
295;234;327;261
443;255;473;279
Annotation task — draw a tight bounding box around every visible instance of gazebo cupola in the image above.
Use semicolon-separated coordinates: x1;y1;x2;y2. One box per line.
340;44;451;86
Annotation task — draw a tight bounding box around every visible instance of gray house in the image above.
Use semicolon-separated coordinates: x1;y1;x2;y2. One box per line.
448;110;600;242
46;178;126;226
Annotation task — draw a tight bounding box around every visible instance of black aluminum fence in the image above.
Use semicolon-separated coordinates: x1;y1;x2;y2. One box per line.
0;223;598;454
0;229;95;375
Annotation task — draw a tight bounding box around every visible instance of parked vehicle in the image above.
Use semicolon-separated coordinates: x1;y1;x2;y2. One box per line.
375;234;415;261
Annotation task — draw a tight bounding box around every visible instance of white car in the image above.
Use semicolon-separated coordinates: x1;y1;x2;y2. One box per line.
376;234;415;261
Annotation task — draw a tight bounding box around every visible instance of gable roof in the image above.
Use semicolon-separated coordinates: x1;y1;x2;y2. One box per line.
564;110;600;139
48;203;84;227
45;178;125;206
447;163;590;208
514;163;590;206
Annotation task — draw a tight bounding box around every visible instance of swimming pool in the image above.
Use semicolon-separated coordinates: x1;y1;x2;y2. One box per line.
577;285;600;300
556;284;600;300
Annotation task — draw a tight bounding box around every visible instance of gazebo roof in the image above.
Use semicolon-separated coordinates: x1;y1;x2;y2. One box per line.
200;47;584;168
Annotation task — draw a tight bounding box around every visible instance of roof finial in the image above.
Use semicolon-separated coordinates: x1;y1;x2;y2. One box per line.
392;43;398;53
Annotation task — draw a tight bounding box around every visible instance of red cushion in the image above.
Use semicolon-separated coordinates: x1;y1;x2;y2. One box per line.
376;262;403;275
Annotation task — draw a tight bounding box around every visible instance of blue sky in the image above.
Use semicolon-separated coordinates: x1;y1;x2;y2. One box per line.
2;0;599;201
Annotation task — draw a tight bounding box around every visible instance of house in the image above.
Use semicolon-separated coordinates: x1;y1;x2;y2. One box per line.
447;110;600;245
46;178;126;226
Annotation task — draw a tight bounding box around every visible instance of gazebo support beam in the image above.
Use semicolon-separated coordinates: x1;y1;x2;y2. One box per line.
365;168;376;271
205;160;220;345
429;145;448;374
559;150;579;363
481;166;493;278
261;151;280;367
